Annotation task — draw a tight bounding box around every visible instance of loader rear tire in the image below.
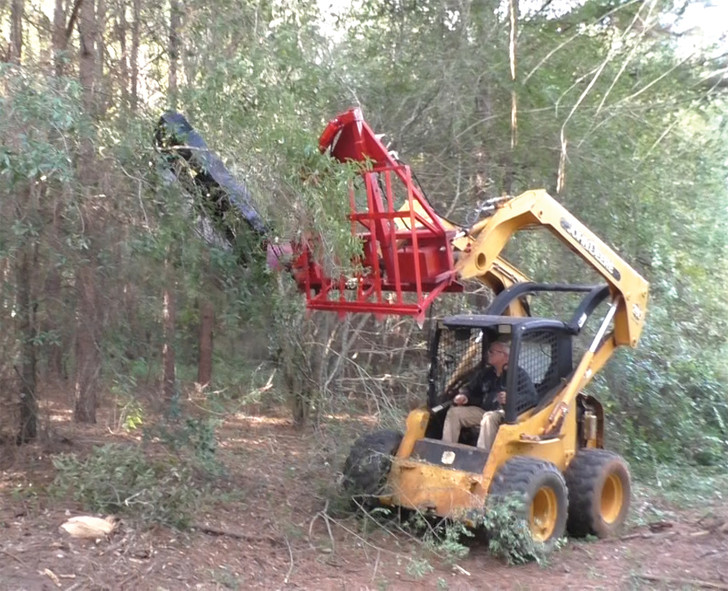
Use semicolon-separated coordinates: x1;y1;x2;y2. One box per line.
488;456;568;549
565;449;631;538
342;430;402;508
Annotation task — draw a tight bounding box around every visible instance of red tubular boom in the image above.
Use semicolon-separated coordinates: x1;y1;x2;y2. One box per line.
293;108;463;321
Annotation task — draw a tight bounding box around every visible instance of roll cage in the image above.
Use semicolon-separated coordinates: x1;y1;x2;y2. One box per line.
427;282;616;439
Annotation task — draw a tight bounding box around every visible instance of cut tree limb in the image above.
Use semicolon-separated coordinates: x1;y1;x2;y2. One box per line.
193;523;281;545
636;574;728;590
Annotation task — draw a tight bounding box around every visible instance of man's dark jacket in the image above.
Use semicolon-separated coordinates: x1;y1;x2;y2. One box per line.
465;364;537;411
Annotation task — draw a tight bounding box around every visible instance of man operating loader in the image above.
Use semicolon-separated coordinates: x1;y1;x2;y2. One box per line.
442;339;537;452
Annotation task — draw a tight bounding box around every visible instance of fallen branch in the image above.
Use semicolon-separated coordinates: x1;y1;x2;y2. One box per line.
453;564;471;577
636;574;728;590
370;549;381;584
193;523;280;545
308;499;335;552
41;568;61;588
0;548;28;567
690;530;712;538
283;536;294;584
620;530;677;541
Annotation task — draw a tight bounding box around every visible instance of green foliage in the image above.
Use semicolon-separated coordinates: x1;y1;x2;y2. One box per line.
51;444;202;528
406;512;472;564
119;396;145;431
405;556;434;579
0;66;86;273
481;495;550;565
0;66;84;188
594;325;728;467
631;462;728;512
109;372;147;431
145;415;223;473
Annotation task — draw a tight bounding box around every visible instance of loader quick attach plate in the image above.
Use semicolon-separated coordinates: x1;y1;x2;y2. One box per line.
411;438;489;474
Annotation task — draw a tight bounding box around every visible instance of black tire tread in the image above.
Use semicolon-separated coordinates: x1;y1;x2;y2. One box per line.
489;457;564;496
564;448;631;538
342;430;403;505
488;456;569;547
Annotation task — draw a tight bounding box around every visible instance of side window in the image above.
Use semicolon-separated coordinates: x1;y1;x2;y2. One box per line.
517;330;560;400
432;326;482;400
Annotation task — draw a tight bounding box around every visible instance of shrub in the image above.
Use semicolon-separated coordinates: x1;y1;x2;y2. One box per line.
406;512;472;564
51;443;202;528
481;495;551;565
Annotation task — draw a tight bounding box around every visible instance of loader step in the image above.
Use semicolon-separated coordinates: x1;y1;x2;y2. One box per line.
411;438;488;474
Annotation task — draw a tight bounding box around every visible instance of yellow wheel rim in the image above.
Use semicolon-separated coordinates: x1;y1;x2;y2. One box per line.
600;473;624;524
529;486;558;542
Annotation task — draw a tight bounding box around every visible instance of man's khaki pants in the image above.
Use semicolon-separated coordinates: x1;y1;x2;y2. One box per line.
442;405;484;444
442;406;505;453
476;409;506;452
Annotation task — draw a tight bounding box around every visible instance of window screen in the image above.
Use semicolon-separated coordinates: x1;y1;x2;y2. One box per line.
430;326;483;404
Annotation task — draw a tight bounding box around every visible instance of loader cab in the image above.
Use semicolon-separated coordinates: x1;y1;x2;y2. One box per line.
425;283;611;440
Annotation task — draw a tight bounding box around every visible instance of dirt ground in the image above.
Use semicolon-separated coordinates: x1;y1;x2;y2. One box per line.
2;405;728;591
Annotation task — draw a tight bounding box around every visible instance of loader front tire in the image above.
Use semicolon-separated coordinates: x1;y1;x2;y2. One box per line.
341;430;402;508
488;456;568;548
565;449;631;538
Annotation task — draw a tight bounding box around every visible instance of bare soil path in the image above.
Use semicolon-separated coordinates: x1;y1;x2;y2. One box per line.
2;413;727;591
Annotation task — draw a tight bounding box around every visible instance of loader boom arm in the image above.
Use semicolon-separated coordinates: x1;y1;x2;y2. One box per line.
455;189;648;348
450;189;648;438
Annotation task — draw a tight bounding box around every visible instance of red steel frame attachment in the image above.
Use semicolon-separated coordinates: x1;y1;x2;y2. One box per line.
290;108;463;322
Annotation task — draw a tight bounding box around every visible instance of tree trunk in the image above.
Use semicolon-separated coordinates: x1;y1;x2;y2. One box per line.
505;0;518;194
8;0;35;443
130;0;140;110
52;0;65;76
508;0;518;150
53;0;83;77
162;268;176;401
9;0;23;64
168;0;180;109
197;299;214;386
74;0;100;424
16;240;38;443
42;269;66;379
74;265;99;423
282;313;329;427
95;0;107;115
78;0;96;111
41;171;67;380
117;5;129;107
48;1;74;380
